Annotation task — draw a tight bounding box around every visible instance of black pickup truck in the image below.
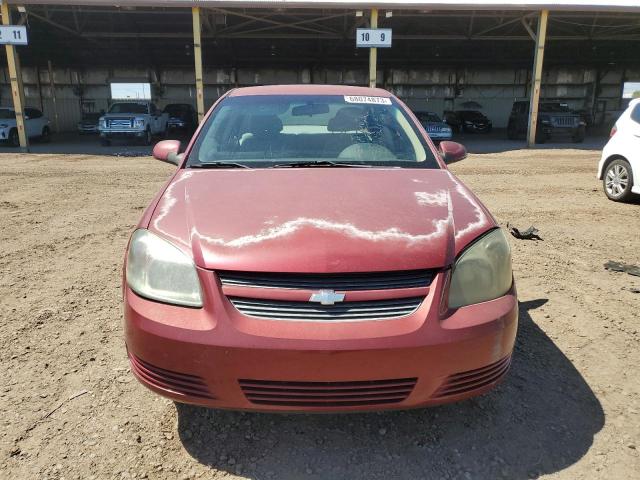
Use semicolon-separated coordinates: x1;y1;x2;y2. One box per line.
507;101;586;143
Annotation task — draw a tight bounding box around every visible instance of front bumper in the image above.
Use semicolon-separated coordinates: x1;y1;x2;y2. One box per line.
427;132;453;141
540;124;581;136
100;129;146;138
464;123;491;132
124;269;518;412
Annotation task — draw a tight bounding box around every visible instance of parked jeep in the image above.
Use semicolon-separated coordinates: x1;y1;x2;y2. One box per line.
507;100;585;143
164;103;198;133
98;101;169;146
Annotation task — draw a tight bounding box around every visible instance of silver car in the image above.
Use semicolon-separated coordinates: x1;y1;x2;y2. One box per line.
415;111;453;142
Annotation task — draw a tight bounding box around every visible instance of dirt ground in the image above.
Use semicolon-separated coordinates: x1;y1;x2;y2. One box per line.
1;148;639;480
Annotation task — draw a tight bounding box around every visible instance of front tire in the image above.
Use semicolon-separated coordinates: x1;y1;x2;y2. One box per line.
143;128;152;145
603;158;635;202
100;137;111;146
8;128;19;147
507;123;518;140
40;126;51;143
572;126;585;143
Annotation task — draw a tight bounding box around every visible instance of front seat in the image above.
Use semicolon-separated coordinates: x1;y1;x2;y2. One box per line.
240;114;283;157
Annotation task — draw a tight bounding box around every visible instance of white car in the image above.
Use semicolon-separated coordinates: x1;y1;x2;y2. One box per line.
598;98;640;202
0;107;51;146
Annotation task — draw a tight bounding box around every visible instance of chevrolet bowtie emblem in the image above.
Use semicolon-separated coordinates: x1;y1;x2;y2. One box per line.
309;290;346;306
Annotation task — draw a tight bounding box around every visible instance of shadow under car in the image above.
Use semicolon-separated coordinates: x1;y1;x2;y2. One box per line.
174;299;604;479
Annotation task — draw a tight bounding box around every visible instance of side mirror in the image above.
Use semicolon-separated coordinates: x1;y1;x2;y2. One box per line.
153;139;182;166
439;141;467;164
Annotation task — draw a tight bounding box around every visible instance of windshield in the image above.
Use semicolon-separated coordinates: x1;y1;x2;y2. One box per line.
416;112;442;123
82;113;101;121
109;103;148;114
187;95;437;169
165;105;190;115
541;103;572;113
0;109;15;119
458;110;485;119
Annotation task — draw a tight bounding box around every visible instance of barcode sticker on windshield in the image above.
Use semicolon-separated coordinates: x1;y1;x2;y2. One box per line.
344;95;392;105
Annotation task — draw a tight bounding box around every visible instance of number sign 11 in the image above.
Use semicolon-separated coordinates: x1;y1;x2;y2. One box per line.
0;26;28;46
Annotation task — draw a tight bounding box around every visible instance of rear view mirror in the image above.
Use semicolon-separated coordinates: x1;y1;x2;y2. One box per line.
292;103;330;116
153;139;182;166
439;141;467;164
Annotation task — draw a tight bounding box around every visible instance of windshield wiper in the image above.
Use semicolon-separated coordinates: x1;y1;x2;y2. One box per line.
190;162;251;169
271;160;372;168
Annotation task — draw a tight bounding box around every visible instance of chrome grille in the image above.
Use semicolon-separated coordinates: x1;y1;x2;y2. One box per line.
239;377;417;407
108;118;133;128
229;296;423;321
218;270;434;291
552;116;575;127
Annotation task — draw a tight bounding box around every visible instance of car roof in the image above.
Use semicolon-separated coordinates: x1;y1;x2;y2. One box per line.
228;84;393;97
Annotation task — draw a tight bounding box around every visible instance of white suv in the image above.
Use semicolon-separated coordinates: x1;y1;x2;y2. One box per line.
0;107;51;146
598;98;640;202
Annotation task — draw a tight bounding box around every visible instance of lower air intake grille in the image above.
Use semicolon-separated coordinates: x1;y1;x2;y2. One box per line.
229;296;423;321
433;355;511;399
129;353;214;399
218;269;434;291
239;378;417;407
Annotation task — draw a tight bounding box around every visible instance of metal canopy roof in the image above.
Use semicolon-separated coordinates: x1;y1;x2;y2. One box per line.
9;4;639;68
7;1;640;13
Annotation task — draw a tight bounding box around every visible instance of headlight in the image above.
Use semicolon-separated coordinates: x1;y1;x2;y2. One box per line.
0;123;8;128
464;120;473;125
134;118;145;129
99;119;107;128
126;229;203;307
448;229;512;309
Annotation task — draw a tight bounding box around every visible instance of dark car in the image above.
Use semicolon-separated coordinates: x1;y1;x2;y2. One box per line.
507;101;586;143
164;103;197;133
443;111;461;132
77;112;102;135
452;110;492;134
414;111;453;142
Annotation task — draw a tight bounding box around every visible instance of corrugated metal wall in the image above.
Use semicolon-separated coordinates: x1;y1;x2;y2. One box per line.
0;65;637;131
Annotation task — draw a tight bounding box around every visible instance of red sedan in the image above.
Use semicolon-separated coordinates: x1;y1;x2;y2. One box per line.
124;85;517;412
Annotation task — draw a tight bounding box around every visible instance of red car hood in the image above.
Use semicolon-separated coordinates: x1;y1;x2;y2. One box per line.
148;168;495;272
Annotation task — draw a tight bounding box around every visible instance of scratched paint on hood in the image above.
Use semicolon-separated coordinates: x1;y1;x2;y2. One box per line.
149;168;495;272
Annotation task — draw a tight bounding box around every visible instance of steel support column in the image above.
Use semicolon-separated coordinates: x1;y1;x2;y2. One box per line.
47;60;60;133
192;6;205;123
1;2;28;150
527;10;549;147
368;8;378;88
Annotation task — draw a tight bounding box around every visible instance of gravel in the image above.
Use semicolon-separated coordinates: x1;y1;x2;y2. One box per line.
0;148;639;479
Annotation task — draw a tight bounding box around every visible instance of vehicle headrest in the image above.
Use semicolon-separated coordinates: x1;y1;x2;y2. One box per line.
327;107;366;132
248;114;283;136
